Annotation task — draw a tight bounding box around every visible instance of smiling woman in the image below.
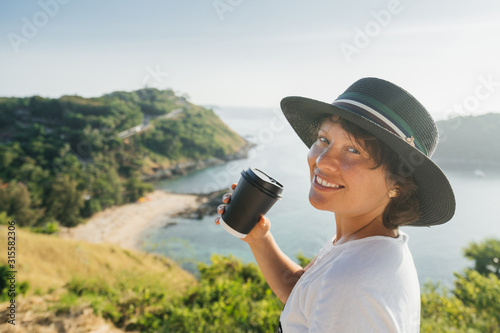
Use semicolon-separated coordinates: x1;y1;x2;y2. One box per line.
216;77;456;332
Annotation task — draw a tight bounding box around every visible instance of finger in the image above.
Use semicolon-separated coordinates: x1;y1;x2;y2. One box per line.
256;216;271;234
258;216;268;230
231;183;237;190
217;204;226;214
222;193;231;203
242;216;270;244
215;216;220;225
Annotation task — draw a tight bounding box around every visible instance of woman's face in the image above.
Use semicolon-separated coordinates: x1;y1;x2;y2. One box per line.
307;117;392;218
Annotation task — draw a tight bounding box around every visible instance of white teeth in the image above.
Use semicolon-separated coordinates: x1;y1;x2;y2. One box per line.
316;176;342;188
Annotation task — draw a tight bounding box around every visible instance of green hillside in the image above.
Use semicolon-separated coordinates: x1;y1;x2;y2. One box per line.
0;227;196;332
0;89;247;228
0;227;195;296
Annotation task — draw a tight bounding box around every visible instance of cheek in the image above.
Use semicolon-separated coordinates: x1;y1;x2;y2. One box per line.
307;150;317;181
307;146;319;167
358;171;389;198
343;165;387;195
339;158;364;172
340;159;353;172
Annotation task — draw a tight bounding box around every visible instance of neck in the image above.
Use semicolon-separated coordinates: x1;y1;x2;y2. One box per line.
333;212;398;245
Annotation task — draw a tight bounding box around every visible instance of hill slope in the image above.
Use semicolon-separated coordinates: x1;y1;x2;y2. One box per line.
0;88;248;228
0;227;195;295
0;227;196;332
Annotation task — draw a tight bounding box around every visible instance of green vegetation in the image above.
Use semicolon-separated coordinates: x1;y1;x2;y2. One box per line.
421;238;500;332
0;264;30;301
0;228;195;297
141;107;244;161
463;238;500;277
0;88;246;228
30;221;60;234
57;255;283;332
162;255;283;332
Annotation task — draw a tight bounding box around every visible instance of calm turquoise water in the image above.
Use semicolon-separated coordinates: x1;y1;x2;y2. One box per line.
142;106;500;287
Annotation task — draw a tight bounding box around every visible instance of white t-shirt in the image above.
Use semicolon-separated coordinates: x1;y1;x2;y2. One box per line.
279;231;420;332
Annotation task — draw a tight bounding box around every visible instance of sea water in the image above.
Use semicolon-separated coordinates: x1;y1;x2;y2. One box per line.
144;106;500;287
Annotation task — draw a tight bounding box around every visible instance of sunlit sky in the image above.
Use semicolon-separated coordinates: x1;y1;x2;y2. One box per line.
1;0;499;119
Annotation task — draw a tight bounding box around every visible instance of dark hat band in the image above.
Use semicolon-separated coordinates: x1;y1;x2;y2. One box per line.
333;92;427;155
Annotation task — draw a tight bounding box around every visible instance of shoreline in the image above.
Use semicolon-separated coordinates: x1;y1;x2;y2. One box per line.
59;190;214;251
140;140;256;182
60;140;249;251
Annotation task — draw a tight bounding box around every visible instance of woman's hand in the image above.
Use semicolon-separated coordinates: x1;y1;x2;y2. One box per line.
215;183;271;244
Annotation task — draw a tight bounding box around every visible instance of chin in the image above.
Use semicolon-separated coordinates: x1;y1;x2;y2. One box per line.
308;190;334;212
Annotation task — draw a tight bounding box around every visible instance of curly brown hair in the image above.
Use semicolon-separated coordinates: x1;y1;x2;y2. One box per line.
315;115;420;229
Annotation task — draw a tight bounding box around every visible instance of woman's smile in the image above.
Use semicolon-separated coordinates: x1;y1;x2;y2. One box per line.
312;174;345;191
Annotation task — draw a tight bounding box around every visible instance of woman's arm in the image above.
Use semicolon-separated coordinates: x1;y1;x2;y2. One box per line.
246;219;305;303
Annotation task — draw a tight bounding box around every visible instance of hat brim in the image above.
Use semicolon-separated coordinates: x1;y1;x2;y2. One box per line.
281;96;456;227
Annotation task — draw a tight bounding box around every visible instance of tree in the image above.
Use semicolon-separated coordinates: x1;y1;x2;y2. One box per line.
463;238;500;278
0;142;23;178
0;181;43;226
45;175;84;227
123;175;154;203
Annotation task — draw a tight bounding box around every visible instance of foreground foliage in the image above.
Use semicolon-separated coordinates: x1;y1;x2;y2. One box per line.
163;255;283;332
59;255;283;332
421;239;500;332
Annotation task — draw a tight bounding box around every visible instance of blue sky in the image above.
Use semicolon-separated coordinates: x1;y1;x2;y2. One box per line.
1;0;499;119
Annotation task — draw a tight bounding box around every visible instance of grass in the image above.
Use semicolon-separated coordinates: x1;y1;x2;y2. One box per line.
0;226;196;297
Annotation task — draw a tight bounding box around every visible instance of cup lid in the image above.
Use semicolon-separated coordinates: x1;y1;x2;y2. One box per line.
242;167;284;198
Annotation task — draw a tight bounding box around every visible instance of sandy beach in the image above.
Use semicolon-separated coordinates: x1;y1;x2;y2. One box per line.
60;190;206;250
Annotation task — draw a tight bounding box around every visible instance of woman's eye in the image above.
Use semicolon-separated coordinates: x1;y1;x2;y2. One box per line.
318;136;329;144
348;147;360;154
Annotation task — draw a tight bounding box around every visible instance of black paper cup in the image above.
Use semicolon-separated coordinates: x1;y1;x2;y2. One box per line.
220;167;283;238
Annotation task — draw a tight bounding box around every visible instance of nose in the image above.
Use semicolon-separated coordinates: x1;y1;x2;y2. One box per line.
315;144;341;171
